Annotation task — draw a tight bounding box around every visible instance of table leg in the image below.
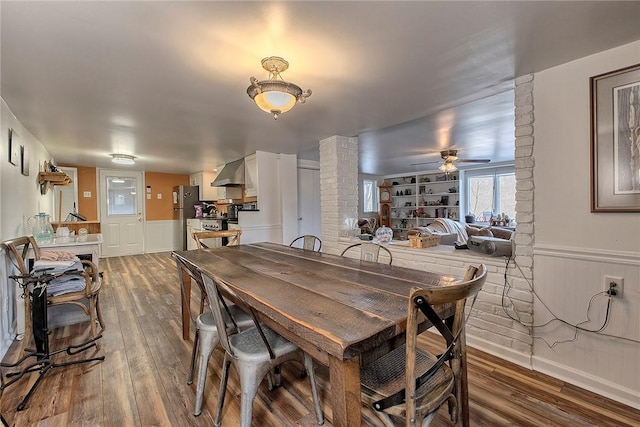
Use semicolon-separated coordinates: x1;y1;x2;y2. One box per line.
178;265;191;340
329;354;361;427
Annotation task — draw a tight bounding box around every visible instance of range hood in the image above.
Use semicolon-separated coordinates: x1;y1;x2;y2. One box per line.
211;158;245;187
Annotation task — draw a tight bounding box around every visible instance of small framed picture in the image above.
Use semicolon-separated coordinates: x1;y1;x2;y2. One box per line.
8;128;19;165
21;145;29;176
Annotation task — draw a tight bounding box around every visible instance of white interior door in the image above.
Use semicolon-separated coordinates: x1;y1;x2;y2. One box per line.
297;168;321;238
99;169;145;257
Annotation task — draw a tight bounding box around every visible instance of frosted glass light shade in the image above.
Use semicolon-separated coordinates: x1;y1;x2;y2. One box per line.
254;91;297;114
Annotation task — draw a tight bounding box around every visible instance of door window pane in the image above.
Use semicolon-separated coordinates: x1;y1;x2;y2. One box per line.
107;177;138;216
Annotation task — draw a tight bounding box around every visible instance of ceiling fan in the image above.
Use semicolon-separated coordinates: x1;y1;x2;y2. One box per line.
411;149;491;172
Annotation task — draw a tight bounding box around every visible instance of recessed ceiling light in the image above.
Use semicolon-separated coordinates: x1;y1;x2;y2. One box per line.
111;153;136;165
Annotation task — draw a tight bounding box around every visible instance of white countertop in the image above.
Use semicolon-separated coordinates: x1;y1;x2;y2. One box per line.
38;233;103;248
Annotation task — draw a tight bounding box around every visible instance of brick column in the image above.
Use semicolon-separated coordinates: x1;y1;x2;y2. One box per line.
319;135;359;255
511;74;536;350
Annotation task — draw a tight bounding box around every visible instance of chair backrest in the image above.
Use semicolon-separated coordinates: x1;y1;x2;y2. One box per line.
193;230;241;249
1;236;39;275
404;264;487;420
200;273;268;359
340;242;393;265
200;274;235;355
289;235;322;252
2;235;94;298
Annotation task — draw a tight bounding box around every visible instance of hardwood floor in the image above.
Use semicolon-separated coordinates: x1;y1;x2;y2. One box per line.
1;252;638;426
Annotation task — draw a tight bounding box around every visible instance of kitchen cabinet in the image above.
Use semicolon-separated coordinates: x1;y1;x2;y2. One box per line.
186;218;201;250
217;186;242;200
190;172;218;201
244;153;258;198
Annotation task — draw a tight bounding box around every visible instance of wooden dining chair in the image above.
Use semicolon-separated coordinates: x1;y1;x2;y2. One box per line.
360;264;487;427
340;242;393;265
1;236;104;355
289;235;322;251
192;229;241;249
201;273;324;427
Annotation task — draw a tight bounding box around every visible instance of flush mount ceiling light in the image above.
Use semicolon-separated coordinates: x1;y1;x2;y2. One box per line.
247;56;311;120
111;154;136;165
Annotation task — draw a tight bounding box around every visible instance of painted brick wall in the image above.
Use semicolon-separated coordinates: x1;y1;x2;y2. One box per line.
320;135;359;255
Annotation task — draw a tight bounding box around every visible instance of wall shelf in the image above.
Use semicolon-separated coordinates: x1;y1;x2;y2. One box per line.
38;172;72;194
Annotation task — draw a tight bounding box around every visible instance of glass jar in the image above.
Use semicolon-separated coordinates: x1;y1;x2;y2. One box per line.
376;225;393;243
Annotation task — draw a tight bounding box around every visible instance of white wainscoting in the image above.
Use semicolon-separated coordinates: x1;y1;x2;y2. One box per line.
240;225;284;245
145;220;182;253
0;248;19;359
533;244;640;409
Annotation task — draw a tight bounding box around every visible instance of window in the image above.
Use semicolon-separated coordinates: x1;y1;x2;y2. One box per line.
464;166;515;224
362;179;378;213
107;176;138;216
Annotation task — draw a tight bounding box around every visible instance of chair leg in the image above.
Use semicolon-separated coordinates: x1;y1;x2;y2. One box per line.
188;327;200;385
236;362;270;427
193;328;219;416
88;298;98;340
95;294;105;330
214;354;232;427
304;353;324;425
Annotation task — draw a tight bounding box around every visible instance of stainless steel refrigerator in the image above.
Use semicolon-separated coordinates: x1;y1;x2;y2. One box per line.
173;185;199;250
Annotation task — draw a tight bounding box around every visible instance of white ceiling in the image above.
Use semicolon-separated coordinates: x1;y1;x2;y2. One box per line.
2;1;640;176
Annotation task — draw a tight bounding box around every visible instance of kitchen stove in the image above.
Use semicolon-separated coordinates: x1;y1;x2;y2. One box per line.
200;219;223;231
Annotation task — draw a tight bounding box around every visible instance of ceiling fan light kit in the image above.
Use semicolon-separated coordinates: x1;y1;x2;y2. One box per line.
439;161;458;173
412;149;491;170
247;56;311;120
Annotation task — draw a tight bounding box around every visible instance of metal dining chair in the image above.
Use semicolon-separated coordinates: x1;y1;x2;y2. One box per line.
361;264;487;427
201;273;324;427
340;242;393;265
186;229;254;416
289;235;322;251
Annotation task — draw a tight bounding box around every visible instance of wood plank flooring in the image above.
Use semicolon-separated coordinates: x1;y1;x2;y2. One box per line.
1;252;638;426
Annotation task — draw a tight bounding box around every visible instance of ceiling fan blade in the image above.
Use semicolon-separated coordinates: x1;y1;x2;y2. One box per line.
410;160;440;166
456;158;491;163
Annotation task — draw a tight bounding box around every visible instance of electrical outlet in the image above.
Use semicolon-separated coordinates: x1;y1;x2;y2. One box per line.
604;275;623;298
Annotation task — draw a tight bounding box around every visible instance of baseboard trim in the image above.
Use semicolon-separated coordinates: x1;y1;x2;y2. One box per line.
532;355;640;410
466;334;533;369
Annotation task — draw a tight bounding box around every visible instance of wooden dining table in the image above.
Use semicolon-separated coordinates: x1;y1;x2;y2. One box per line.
172;242;466;427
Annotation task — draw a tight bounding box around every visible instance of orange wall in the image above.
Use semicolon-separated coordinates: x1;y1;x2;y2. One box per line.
145;172;190;221
58;164;99;221
76;166;98;221
60;165;189;222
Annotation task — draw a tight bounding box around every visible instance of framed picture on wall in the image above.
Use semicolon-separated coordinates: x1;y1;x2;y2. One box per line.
590;63;640;212
8;128;19;165
21;145;30;176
